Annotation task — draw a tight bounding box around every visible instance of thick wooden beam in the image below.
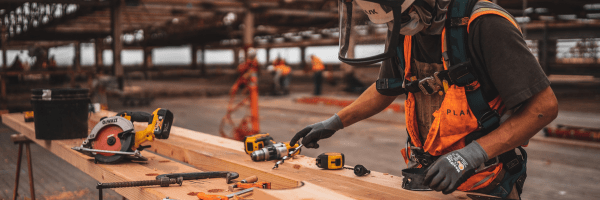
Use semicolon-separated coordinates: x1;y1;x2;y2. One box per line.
234;48;240;65
112;0;125;90
1;113;250;200
191;45;198;70
300;46;306;70
200;45;206;77
266;47;271;63
95;38;104;71
143;47;153;79
74;41;81;71
86;111;480;200
1;25;7;70
243;11;255;49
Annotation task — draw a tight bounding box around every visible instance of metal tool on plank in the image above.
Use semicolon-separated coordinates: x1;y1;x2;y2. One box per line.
272;144;303;169
197;187;254;200
156;171;240;184
96;176;183;200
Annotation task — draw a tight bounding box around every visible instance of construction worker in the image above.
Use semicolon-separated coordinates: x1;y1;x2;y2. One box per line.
272;61;291;95
290;0;558;199
311;55;325;95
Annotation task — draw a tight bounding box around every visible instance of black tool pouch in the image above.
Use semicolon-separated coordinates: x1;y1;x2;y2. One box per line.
401;168;432;191
499;147;525;175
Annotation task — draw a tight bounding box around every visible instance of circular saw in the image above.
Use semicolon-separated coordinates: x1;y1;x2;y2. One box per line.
73;108;173;163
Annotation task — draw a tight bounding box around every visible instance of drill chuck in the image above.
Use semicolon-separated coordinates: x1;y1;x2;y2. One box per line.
251;143;288;161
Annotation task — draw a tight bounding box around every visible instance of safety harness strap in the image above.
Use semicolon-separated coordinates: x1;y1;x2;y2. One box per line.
445;0;500;130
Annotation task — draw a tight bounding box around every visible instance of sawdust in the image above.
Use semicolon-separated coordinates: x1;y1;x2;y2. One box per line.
383;173;389;175
293;164;301;169
187;192;200;196
43;188;90;200
146;173;160;176
159;160;171;163
208;189;224;193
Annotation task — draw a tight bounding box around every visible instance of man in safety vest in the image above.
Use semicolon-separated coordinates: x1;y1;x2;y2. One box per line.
311;55;325;95
289;0;558;199
270;59;292;95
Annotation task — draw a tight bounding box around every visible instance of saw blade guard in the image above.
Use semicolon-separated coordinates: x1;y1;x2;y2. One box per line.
83;116;135;162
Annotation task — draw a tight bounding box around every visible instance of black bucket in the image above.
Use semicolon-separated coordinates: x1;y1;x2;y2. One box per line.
31;88;90;140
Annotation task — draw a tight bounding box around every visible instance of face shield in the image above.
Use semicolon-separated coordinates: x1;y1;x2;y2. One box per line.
338;0;414;66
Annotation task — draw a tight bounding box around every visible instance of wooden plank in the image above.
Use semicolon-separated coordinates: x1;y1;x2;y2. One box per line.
90;111;480;200
253;182;354;200
0;113;253;200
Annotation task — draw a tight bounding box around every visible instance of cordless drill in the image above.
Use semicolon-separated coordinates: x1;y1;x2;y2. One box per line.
244;133;274;154
250;142;300;161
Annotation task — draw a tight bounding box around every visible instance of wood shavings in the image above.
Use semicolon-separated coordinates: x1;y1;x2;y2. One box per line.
383;173;389;175
158;160;171;163
208;189;224;193
187;192;199;196
293;164;301;169
145;173;159;176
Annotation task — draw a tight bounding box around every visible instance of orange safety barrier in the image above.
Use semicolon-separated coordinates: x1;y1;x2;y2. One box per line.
544;125;600;142
220;60;260;141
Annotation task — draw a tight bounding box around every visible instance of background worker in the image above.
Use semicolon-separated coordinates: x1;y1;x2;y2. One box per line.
310;55;325;95
270;59;291;95
289;0;558;199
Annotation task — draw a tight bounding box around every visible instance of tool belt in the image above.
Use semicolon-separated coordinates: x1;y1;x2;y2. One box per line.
400;61;474;95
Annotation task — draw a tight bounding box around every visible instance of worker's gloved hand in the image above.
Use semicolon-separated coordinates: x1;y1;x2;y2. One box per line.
424;141;488;194
290;114;344;149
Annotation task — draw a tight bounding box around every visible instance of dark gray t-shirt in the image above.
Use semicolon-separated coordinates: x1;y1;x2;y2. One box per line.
412;15;550;110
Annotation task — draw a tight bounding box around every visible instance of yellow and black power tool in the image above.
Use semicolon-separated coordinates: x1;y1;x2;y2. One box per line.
72;108;173;163
316;152;345;170
24;111;34;122
244;133;274;154
250;142;300;161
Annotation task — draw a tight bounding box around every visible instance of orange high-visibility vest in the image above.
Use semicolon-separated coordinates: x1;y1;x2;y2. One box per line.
401;1;521;192
276;64;291;76
312;57;325;71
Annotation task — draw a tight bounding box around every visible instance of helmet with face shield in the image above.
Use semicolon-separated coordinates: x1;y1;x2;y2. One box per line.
339;0;439;96
338;0;415;66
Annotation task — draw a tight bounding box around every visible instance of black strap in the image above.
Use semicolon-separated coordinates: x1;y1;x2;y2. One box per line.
445;0;500;131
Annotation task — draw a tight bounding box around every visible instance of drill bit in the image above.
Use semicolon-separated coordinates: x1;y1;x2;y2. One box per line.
273;144;303;169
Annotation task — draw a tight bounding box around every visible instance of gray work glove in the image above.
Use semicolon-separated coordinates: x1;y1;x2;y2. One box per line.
423;141;488;194
290;114;344;149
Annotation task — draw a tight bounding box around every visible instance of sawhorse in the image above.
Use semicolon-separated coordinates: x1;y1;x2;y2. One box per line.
11;134;35;200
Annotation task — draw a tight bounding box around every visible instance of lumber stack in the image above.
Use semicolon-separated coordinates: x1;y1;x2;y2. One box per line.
3;111;484;200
